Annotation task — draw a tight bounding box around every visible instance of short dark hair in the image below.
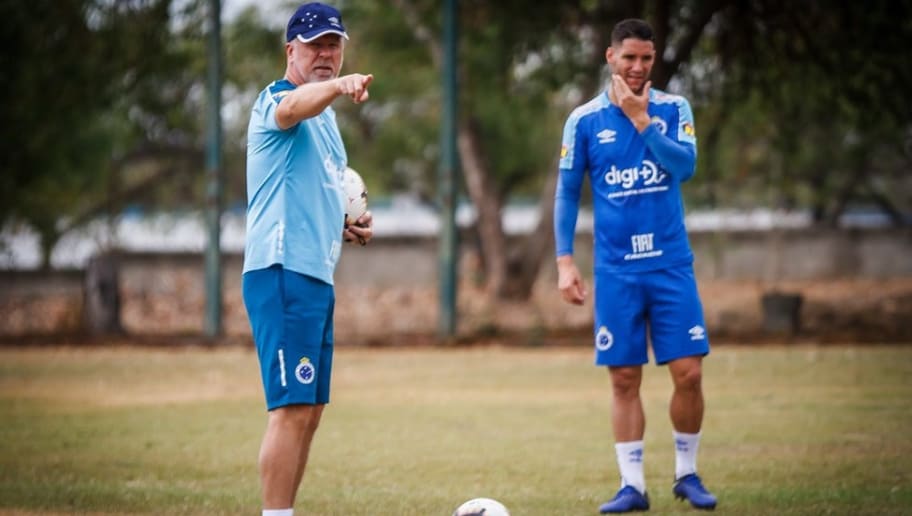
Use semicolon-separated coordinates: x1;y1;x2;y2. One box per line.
611;18;654;46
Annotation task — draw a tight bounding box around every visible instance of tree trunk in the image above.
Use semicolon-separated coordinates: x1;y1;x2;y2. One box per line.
502;162;559;300
824;158;868;227
868;187;906;226
458;119;508;298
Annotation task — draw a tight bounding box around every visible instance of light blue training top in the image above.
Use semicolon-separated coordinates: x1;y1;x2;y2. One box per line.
244;78;347;285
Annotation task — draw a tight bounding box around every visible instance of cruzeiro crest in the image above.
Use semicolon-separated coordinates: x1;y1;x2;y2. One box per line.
595;326;614;351
295;357;316;385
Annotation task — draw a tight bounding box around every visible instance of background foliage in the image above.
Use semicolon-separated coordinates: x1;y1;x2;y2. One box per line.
2;0;910;294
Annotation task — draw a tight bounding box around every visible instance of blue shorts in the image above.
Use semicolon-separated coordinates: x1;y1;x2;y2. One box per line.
242;265;335;410
593;264;709;366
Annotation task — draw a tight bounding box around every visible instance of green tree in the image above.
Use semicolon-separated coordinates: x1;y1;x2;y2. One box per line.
686;0;912;223
341;0;730;300
0;0;208;267
350;0;911;303
0;1;282;267
5;0;909;296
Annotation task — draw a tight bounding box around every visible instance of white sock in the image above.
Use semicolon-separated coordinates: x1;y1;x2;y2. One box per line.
673;430;701;480
263;510;293;516
615;440;646;494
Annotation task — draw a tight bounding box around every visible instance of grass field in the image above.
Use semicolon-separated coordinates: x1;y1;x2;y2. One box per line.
1;343;911;515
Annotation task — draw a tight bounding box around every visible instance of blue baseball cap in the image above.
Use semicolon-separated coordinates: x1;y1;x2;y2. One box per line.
286;3;349;43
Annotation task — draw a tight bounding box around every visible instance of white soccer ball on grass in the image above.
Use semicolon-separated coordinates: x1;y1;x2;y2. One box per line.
452;497;510;516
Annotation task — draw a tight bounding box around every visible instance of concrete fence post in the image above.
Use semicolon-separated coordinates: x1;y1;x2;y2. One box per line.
84;252;124;335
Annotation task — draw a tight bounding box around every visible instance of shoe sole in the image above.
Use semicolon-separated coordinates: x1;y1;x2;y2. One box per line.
674;492;716;510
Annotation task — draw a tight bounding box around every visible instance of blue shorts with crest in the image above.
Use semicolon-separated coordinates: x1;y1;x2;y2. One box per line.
242;265;334;410
593;264;709;366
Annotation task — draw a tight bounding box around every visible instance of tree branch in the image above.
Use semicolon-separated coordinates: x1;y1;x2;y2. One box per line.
658;0;729;88
58;143;204;235
390;0;442;67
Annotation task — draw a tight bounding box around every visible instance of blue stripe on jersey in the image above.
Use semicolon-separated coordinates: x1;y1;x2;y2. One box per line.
554;88;698;273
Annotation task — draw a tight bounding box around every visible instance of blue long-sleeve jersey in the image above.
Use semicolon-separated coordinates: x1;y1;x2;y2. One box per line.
554;88;698;273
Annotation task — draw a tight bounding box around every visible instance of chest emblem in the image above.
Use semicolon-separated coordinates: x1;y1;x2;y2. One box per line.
650;116;668;134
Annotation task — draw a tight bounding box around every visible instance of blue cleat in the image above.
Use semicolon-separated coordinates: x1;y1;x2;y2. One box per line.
673;473;717;510
599;485;650;513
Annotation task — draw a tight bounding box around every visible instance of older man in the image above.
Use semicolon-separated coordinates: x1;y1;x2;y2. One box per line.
242;4;373;515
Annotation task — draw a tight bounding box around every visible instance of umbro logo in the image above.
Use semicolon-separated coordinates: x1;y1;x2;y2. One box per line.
597;129;616;144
